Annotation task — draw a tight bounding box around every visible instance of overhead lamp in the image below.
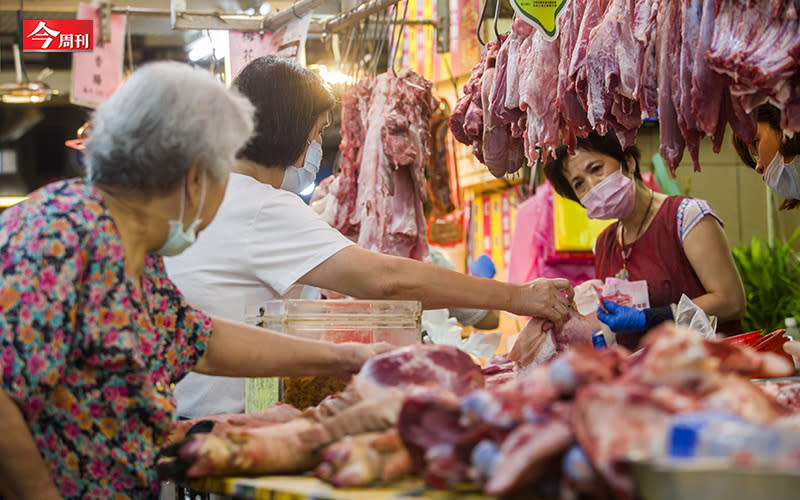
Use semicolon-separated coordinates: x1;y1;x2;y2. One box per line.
0;44;58;104
308;64;354;86
187;30;229;62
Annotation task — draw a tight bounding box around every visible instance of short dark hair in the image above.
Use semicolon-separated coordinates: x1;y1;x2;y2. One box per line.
732;103;800;170
232;56;335;167
543;130;642;203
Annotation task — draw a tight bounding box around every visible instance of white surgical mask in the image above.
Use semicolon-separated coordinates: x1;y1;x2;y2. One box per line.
156;176;206;257
764;153;800;201
281;140;322;194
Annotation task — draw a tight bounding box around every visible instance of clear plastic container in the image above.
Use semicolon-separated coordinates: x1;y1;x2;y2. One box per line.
244;299;422;410
247;299;422;345
785;317;799;341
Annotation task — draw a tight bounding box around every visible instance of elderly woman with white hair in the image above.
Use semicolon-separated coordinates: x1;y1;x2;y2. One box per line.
0;62;389;500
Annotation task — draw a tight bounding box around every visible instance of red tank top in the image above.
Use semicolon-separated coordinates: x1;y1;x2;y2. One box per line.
595;196;742;349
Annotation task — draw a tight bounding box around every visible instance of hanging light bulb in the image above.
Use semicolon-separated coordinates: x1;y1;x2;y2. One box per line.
0;44;57;104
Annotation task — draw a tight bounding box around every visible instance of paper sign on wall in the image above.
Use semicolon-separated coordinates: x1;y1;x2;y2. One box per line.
228;31;274;80
70;3;125;108
228;13;311;80
510;0;569;40
271;13;311;64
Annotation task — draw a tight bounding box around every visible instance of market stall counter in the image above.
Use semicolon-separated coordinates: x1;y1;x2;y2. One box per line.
171;476;495;500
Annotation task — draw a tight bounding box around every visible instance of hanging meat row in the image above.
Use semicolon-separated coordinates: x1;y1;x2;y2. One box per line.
450;0;800;176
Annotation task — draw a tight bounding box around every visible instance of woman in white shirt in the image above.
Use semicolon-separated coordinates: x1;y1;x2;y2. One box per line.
165;56;573;418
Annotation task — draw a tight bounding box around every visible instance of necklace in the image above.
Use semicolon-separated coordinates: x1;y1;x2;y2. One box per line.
615;189;654;281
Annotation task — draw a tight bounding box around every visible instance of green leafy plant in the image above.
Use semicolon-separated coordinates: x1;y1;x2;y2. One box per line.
732;227;800;332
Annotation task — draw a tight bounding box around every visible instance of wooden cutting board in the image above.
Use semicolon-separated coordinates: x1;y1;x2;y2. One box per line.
184;475;494;500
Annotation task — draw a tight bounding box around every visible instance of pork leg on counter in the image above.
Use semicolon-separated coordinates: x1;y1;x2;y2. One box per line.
167;403;302;445
314;429;414;487
157;345;484;479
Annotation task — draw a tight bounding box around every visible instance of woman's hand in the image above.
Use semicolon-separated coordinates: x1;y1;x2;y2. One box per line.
514;278;574;327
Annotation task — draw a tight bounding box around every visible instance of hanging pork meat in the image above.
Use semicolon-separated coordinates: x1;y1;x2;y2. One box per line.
311;69;437;261
449;0;800;176
424;101;458;219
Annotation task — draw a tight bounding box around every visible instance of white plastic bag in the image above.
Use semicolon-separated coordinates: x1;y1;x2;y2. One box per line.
672;294;717;338
573;279;604;316
421;309;503;358
572;279;617;346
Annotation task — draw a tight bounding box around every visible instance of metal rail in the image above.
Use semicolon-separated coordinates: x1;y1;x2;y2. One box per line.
106;2;436;34
323;0;399;33
105;0;326;32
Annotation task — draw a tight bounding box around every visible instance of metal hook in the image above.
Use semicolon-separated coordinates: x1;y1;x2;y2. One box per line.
476;0;490;46
124;10;134;74
493;0;502;40
389;3;400;76
206;30;218;77
391;0;409;77
371;9;389;75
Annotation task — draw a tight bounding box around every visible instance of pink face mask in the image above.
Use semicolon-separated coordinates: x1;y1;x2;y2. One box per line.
579;169;635;220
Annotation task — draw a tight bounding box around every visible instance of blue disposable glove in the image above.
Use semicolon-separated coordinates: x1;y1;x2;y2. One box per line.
469;254;496;279
597;300;646;335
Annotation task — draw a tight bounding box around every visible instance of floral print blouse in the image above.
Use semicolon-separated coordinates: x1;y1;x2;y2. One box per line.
0;179;214;499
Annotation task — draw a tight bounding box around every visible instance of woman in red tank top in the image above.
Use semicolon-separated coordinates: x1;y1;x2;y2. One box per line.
544;131;745;349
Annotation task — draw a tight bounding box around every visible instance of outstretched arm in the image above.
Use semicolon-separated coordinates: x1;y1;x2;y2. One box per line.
300;246;573;326
193;316;393;378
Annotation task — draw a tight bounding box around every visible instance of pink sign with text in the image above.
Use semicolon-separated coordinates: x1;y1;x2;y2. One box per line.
228;13;311;80
70;3;125;108
228;31;274;80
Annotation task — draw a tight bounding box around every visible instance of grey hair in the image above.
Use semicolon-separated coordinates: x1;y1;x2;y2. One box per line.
85;61;255;194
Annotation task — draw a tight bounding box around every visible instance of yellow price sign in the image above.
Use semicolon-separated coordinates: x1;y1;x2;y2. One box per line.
510;0;569;40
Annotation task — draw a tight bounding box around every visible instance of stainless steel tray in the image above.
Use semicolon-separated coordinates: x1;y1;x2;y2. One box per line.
632;460;800;500
750;375;800;384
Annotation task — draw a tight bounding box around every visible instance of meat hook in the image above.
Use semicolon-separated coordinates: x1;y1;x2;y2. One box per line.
390;0;409;77
493;0;502;40
370;9;389;75
476;0;490;46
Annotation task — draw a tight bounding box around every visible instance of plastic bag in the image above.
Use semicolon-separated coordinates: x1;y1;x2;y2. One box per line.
421;309;503;358
572;279;617;346
672;294;717;338
573;279;605;316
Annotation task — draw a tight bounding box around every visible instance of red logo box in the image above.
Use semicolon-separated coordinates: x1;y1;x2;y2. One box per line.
22;20;93;52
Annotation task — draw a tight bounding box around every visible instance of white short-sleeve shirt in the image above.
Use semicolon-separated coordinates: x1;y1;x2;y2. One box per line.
165;173;354;417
